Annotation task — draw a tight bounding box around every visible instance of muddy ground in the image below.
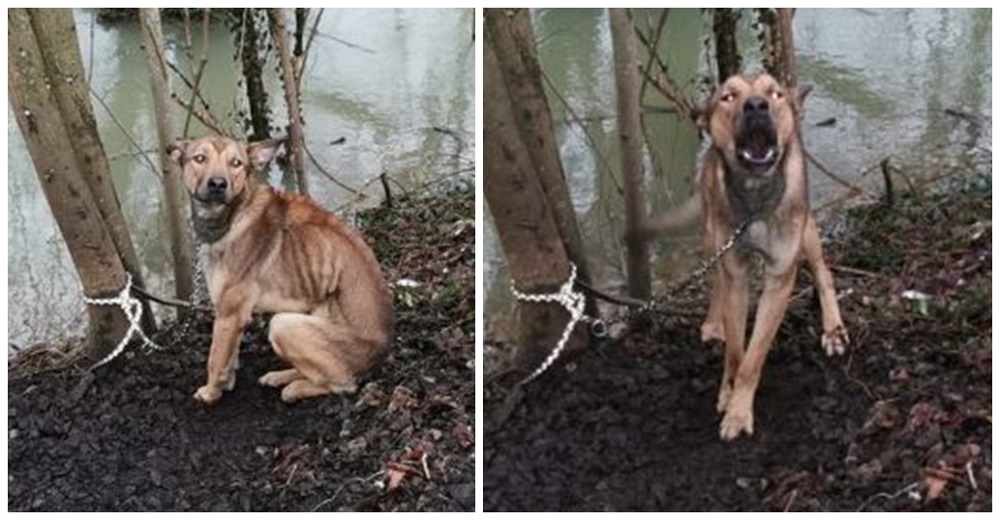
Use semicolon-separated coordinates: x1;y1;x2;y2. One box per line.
485;177;991;511
8;187;475;512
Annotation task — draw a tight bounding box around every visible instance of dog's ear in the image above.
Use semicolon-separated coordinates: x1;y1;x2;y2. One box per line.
166;139;188;164
247;139;283;171
791;84;813;115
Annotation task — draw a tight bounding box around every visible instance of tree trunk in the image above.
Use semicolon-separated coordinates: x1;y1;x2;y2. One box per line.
484;26;587;376
484;8;596;314
269;8;308;195
757;8;797;89
240;9;272;149
140;8;195;314
28;8;155;332
9;8;131;361
610;8;651;299
713;8;742;81
775;9;797;89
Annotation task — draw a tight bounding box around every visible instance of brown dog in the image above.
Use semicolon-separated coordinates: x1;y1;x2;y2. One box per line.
638;73;849;440
167;136;393;404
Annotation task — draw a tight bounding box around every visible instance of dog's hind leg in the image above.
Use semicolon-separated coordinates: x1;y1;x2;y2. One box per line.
802;215;849;356
266;312;372;403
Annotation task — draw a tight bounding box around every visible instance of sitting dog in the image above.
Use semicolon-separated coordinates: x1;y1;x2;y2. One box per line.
167;136;393;404
637;73;849;440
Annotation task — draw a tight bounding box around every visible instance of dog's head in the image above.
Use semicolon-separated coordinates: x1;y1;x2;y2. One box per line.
698;73;809;177
166;137;281;208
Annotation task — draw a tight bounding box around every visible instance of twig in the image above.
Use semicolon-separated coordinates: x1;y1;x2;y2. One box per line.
170;92;228;135
309;472;383;512
783;488;799;512
163;60;213;113
297;8;324;89
182;9;212;137
302;142;362;195
420;452;431;481
855;481;921;512
310;30;376;54
89;86;161;178
966;461;978;490
829;264;879;278
379;172;393;208
806;150;863;194
540;69;622;195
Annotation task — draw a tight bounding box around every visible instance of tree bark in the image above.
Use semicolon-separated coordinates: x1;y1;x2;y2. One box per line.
140;8;195;313
9;8;131;361
28;8;155;331
713;8;742;81
240;9;272;149
485;8;596;314
269;8;308;195
484;26;587;376
757;8;797;89
610;8;651;299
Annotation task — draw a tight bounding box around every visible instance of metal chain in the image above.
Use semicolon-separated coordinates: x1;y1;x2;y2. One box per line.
84;273;162;369
509;220;748;385
633;220;749;317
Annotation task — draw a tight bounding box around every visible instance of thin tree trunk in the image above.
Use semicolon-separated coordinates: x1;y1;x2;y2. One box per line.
610;8;651;299
140;8;195;314
240;9;272;149
713;8;742;81
484;28;587;377
484;8;595;314
757;8;797;88
28;8;155;331
269;8;308;195
775;9;797;89
9;8;131;361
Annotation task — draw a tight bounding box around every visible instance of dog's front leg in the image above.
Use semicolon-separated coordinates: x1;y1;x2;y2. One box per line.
718;255;748;414
195;292;255;404
720;264;796;440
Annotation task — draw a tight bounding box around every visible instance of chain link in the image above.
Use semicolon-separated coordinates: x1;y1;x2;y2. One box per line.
85;273;162;369
509;221;748;385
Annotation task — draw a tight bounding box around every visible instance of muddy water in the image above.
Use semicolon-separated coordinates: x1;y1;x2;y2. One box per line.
8;8;474;348
485;8;991;341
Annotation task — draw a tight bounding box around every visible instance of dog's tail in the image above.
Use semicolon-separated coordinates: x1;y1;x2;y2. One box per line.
632;194;702;241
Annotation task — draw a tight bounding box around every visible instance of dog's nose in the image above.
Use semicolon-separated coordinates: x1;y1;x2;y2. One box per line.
206;176;228;195
744;96;769;115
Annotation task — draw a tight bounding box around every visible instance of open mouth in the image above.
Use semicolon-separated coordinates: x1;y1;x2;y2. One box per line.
735;122;779;170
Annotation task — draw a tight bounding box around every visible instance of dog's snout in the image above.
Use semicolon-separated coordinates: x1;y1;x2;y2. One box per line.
744;96;769;116
207;176;228;195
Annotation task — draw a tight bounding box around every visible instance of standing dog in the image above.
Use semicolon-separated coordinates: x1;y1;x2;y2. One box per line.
167;136;393;404
637;73;849;440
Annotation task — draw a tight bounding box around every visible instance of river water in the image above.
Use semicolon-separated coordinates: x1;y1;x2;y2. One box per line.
8;8;474;348
485;8;991;341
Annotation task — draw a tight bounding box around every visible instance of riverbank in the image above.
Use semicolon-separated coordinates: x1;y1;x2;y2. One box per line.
9;187;475;512
485;174;990;511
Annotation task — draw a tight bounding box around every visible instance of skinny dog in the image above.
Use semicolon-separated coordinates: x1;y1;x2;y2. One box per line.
637;73;849;440
167;136;393;404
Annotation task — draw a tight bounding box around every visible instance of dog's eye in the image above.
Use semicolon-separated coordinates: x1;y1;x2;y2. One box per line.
771;90;785;100
193;154;207;164
230;158;244;169
720;92;735;103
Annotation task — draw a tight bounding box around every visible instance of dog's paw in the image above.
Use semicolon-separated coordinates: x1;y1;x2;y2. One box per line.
719;407;754;441
822;324;849;356
194;385;222;404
